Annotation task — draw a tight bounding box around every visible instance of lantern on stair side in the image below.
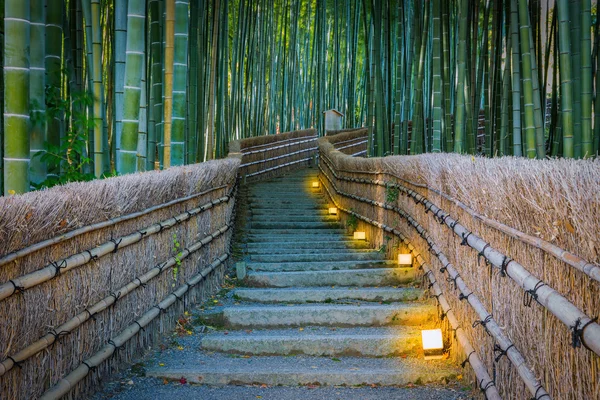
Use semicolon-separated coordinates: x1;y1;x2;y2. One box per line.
421;329;444;360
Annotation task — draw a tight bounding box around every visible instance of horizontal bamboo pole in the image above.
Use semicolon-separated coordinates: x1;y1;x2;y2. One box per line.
40;253;230;400
320;153;600;357
0;224;231;376
335;140;369;151
0;189;234;302
244;156;315;178
240;146;318;168
0;185;227;267
351;150;367;157
320;164;548;397
239;133;317;153
241;136;317;156
318;174;501;400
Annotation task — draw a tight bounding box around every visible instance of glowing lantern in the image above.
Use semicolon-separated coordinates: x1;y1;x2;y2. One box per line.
312;181;320;188
421;329;444;360
398;253;412;266
353;231;366;240
329;207;338;215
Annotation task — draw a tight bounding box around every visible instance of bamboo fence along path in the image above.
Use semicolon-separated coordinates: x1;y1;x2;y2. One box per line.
0;161;238;400
0;128;323;400
319;130;599;400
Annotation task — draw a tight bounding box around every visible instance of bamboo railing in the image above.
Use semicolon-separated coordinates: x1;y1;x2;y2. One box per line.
229;128;318;180
319;130;599;399
0;160;239;400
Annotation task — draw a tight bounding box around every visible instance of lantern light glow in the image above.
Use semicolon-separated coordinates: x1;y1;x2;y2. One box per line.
353;231;366;240
398;253;412;266
312;181;320;188
329;207;338;215
421;329;444;360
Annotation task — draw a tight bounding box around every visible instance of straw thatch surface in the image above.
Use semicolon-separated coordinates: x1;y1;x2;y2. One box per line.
0;159;239;399
318;135;600;400
231;129;318;181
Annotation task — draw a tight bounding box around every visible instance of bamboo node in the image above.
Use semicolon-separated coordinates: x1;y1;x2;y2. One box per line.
84;250;99;261
107;339;121;353
172;292;185;303
8;280;25;295
133;321;145;332
82;360;96;373
5;355;22;369
108;291;122;304
523;281;546;308
493;343;514;363
48;329;71;349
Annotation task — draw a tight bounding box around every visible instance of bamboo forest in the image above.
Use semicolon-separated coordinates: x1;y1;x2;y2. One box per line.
2;0;600;195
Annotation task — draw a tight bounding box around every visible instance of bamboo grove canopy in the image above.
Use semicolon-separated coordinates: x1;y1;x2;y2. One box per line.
1;0;599;195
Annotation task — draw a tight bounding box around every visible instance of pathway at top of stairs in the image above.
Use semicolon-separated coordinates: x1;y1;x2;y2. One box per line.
96;168;466;400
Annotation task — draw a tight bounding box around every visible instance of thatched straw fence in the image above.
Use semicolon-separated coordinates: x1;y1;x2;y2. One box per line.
318;130;599;400
229;129;318;181
0;157;239;399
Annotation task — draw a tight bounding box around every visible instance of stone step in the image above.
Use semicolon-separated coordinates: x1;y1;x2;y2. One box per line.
246;268;415;287
250;209;330;216
200;327;423;357
247;234;358;243
249;204;324;210
208;303;436;329
232;287;424;303
246;260;394;272
146;355;457;387
249;251;385;263
247;241;371;252
248;228;346;236
249;221;342;230
250;215;339;222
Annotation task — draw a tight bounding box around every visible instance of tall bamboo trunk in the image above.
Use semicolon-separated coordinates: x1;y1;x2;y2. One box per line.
4;0;31;194
162;0;175;168
557;0;575;158
171;0;189;165
30;0;46;185
118;0;146;174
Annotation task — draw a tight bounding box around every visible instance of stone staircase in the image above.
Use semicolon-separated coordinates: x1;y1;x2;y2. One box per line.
145;169;461;394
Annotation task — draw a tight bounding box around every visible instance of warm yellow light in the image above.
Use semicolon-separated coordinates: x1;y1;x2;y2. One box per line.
421;329;443;350
312;181;320;188
398;253;412;266
329;207;338;215
353;231;366;240
421;329;444;360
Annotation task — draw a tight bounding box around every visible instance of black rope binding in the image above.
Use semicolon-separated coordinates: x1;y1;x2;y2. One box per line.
154;305;167;314
479;379;496;398
50;260;68;278
461;351;475;368
446;274;460;291
84;308;97;322
439;263;449;273
85;249;99;261
459;292;473;302
493;343;515;362
472;314;493;336
500;255;512;277
8;280;25;295
571;316;599;350
523;281;546;308
450;218;460;229
6;355;22;369
133;321;145;332
137;229;148;237
134;277;147;288
108;339;121;353
109;291;122;303
109;238;123;253
531;386;551;400
477;244;491;266
461;232;472;246
82;360;97;373
440;308;450;321
439;214;449;225
173;292;184;303
48;329;71;349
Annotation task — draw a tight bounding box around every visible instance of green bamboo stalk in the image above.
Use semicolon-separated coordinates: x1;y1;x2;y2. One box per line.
91;0;108;175
113;0;127;170
517;0;537;158
4;0;31;194
569;0;582;157
557;0;575;158
187;0;198;164
206;0;219;160
163;0;175;168
453;0;468;153
509;0;522;156
30;0;46;185
136;55;147;171
118;0;146;174
171;0;189;165
45;0;63;177
580;0;592;157
431;0;442;153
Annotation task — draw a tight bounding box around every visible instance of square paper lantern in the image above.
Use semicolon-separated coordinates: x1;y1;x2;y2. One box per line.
421;329;444;360
398;253;412;266
312;181;320;188
329;207;338;215
353;231;366;240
